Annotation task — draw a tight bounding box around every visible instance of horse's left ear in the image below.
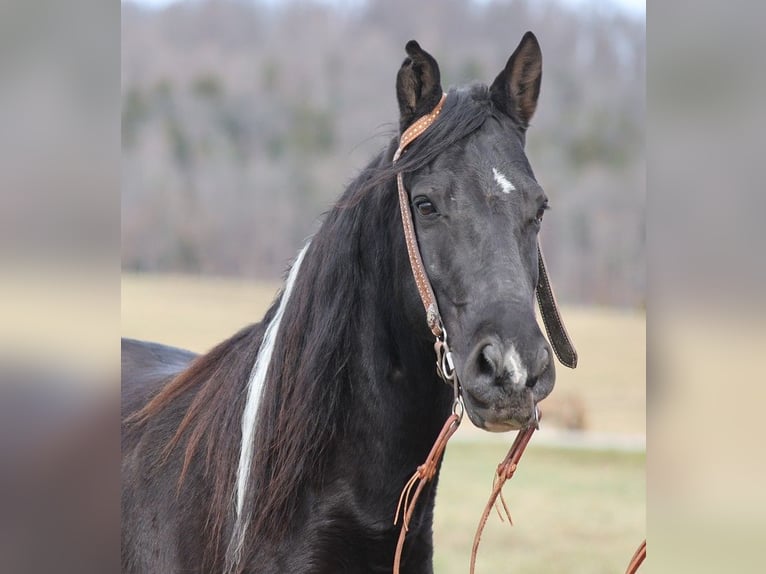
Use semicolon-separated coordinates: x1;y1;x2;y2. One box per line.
490;31;542;131
396;40;443;132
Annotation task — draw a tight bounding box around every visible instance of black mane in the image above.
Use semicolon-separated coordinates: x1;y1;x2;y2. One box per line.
123;85;506;573
365;85;498;191
243;84;500;541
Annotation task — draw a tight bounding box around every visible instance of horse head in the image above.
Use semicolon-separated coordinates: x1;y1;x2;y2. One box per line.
396;34;567;431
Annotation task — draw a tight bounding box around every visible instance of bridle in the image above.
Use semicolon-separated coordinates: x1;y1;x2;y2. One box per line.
392;93;578;380
390;93;645;574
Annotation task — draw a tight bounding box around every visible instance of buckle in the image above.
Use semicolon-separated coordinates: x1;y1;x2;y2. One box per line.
434;330;455;383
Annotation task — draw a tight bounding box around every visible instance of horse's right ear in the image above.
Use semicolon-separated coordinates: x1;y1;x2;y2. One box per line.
396;40;443;132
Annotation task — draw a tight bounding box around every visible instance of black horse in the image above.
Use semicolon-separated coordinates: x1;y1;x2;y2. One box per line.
123;32;565;574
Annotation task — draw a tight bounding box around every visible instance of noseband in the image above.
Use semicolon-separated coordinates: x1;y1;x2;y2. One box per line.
390;94;644;573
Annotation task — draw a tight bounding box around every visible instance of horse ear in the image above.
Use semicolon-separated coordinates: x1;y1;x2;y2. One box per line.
490;31;542;131
396;40;443;132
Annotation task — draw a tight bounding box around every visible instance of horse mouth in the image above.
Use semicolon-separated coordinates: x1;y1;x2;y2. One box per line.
462;388;538;432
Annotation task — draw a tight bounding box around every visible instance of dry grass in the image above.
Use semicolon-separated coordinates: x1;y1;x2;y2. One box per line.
122;272;645;435
434;443;646;574
121;273;280;353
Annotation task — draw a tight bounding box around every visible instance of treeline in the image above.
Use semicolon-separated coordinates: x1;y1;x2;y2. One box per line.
122;0;645;307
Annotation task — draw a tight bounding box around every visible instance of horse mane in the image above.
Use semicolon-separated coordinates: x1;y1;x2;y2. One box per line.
123;85;497;571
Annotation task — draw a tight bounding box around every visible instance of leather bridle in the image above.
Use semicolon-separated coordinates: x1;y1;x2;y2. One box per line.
392;94;578;388
390;94;644;573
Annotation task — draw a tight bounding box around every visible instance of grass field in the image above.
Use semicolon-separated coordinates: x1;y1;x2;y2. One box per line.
122;272;646;571
435;444;645;574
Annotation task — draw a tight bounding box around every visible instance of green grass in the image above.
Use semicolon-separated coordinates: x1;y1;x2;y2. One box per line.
434;443;645;574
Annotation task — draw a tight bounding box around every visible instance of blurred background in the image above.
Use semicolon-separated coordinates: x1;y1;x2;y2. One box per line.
121;0;645;307
121;0;645;571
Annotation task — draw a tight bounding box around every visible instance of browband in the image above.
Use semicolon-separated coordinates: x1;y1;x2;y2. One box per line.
392;93;577;370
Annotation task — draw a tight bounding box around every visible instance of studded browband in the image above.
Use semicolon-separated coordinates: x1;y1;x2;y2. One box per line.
392;93;578;373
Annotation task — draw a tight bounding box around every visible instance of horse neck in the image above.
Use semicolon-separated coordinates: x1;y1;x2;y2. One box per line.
210;161;457;574
311;177;455;517
239;165;454;565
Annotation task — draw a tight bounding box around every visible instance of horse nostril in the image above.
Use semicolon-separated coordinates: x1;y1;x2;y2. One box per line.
533;346;550;378
525;347;550;388
477;345;495;378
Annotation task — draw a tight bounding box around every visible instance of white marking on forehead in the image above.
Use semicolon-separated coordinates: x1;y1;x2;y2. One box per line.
492;167;516;194
504;344;528;387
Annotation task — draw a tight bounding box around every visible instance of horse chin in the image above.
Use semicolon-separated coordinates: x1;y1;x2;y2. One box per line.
462;392;538;433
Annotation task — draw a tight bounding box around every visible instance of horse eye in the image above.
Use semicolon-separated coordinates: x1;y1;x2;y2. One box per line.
413;196;438;217
535;204;549;225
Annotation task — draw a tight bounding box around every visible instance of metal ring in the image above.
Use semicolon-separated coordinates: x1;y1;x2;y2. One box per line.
440;350;455;381
452;395;465;422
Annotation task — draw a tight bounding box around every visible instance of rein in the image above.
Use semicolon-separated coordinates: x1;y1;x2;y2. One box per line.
626;539;647;574
470;410;539;573
390;94;642;573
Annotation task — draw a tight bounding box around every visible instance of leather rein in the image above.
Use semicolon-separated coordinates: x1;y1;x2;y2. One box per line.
390;94;644;574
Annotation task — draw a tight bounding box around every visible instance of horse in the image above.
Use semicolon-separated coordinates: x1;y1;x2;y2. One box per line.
122;32;575;574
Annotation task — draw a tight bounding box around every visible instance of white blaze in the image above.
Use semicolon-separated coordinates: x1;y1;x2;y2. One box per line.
504;344;528;386
492;167;516;194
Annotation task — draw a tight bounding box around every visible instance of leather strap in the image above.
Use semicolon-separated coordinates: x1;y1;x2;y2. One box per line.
537;245;578;368
470;411;539;574
626;539;646;574
391;95;463;574
392;413;461;574
393;93;447;337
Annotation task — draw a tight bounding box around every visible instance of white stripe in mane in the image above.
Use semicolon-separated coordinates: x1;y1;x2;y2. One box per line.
228;240;311;570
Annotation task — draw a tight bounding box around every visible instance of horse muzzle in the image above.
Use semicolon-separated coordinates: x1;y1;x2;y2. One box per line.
459;334;555;431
